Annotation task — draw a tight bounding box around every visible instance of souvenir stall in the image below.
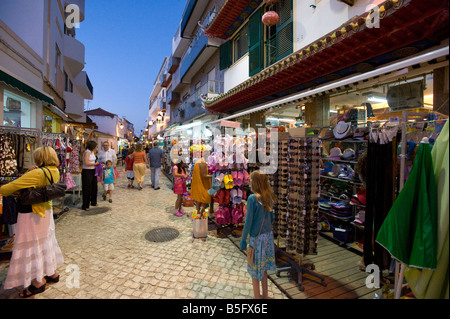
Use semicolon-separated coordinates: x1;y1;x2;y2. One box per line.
206;133;250;237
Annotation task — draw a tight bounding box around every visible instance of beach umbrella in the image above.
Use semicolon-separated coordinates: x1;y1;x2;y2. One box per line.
405;120;449;299
376;139;438;270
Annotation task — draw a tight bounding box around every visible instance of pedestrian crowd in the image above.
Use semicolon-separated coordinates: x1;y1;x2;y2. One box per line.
0;140;277;300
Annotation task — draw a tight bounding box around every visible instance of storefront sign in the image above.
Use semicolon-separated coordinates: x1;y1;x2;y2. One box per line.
220;120;241;128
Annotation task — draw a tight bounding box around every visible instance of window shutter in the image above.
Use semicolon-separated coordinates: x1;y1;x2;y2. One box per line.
248;8;262;76
220;40;232;70
276;0;293;61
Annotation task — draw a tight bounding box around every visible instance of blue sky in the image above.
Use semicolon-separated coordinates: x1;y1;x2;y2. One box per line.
77;0;188;134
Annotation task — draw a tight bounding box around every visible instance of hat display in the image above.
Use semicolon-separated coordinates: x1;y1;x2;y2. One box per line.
342;148;355;160
333;121;352;140
353;127;370;140
327;147;343;160
319;128;334;140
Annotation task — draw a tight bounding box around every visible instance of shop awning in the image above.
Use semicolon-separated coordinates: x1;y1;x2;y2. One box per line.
0;69;55;105
203;0;449;113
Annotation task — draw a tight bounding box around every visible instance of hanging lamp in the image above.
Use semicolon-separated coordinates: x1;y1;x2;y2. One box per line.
262;11;279;26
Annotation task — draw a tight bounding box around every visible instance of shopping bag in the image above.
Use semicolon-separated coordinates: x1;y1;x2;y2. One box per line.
193;218;208;238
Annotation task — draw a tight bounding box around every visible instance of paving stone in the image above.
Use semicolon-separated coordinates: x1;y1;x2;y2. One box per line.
0;169;287;300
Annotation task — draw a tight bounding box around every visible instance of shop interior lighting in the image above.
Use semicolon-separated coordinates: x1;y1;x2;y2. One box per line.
368;96;388;103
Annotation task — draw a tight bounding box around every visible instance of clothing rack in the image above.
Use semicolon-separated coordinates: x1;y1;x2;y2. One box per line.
0;126;40;136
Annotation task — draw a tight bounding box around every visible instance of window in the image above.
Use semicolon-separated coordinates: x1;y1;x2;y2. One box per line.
234;24;248;62
3;91;32;128
248;0;293;76
55;45;61;88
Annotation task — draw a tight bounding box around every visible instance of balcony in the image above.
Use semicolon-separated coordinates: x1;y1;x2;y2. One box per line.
168;55;180;74
179;32;221;84
64;91;85;121
180;0;210;38
63;34;85;76
74;71;93;100
161;73;172;88
167;90;180;105
172;24;190;59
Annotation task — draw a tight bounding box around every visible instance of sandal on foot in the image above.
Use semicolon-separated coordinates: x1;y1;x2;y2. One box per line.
44;275;60;284
20;283;46;298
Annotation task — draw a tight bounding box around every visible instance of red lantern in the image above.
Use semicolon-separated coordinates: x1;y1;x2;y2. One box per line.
263;0;281;4
262;11;279;26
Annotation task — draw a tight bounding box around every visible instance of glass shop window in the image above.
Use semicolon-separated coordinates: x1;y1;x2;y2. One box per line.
3;91;32;128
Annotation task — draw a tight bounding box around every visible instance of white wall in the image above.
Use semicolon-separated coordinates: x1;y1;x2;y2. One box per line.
0;0;45;58
224;54;249;92
294;0;385;51
88;115;119;137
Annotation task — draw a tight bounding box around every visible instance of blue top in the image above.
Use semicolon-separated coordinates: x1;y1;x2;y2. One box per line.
103;167;115;184
147;147;164;168
240;194;274;250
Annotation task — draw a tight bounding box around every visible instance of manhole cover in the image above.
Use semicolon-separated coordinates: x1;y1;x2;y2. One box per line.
145;227;179;243
81;207;111;216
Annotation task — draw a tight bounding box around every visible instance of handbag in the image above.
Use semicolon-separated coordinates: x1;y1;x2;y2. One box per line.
18;167;67;205
246;213;266;267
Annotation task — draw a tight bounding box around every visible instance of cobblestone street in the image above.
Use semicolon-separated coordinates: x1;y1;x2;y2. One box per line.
0;167;287;299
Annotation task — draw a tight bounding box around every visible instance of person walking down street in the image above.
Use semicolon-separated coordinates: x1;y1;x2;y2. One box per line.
147;140;164;190
97;141;117;199
130;144;149;190
124;147;135;188
0;146;64;298
81;140;99;211
173;160;188;217
240;170;277;299
190;157;212;217
97;141;117;167
102;160;115;203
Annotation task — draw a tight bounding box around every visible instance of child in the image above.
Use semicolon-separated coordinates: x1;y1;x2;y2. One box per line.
102;160;115;203
124;147;135;188
173;160;188;217
240;170;277;299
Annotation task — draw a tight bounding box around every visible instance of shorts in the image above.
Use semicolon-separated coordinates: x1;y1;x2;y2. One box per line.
104;183;114;191
127;170;134;180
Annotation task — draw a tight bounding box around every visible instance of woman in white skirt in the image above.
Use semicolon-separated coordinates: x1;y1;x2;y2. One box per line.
0;146;64;298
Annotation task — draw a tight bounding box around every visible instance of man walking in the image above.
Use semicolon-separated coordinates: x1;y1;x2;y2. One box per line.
98;141;117;167
147;140;164;190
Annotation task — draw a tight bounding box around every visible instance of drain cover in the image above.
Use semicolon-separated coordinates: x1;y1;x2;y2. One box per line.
145;227;179;243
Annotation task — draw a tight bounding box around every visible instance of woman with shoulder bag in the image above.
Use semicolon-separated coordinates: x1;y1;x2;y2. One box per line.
0;146;64;298
240;171;277;299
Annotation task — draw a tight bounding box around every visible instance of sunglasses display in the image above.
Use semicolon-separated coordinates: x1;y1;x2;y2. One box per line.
268;136;321;256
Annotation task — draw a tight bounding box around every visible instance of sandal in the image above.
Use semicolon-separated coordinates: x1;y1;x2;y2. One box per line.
20;283;46;298
44;275;60;284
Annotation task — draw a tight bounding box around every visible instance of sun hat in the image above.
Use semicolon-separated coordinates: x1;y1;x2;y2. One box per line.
341;148;355;160
333;121;352;140
322;161;335;174
353;127;370;140
327;147;343;160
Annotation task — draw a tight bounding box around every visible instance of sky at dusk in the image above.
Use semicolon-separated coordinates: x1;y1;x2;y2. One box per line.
77;0;188;134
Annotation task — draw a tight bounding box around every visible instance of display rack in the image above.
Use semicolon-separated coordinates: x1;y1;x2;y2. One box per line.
318;137;368;255
268;133;326;291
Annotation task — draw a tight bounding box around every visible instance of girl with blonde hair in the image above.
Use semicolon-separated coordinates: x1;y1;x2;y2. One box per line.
240;170;277;299
0;146;64;298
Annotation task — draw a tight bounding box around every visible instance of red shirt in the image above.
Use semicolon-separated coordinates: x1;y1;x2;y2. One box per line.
125;156;134;171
